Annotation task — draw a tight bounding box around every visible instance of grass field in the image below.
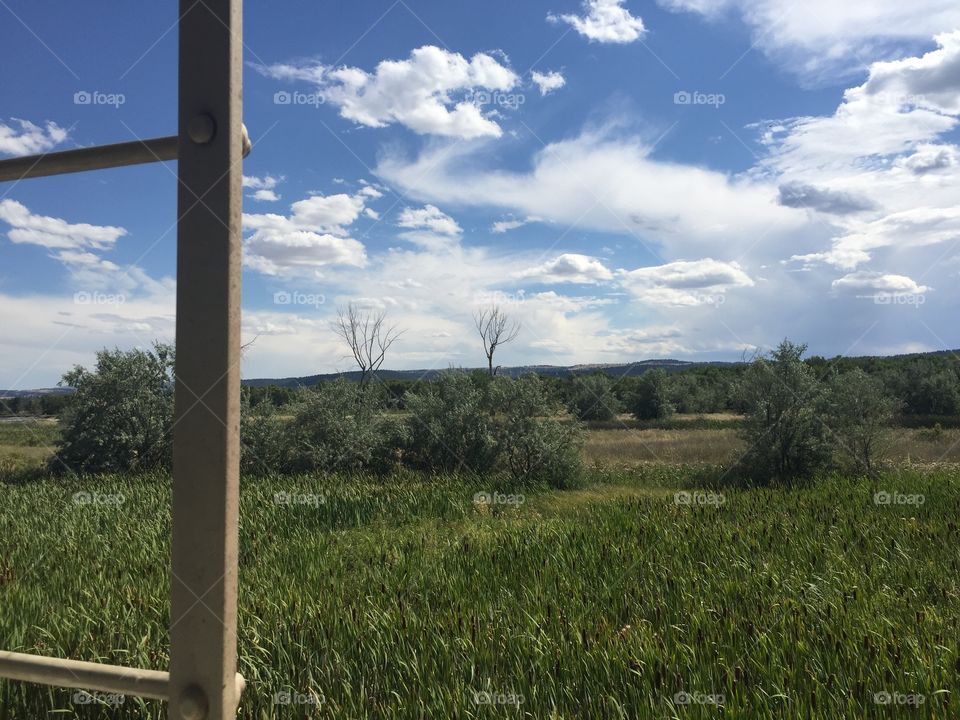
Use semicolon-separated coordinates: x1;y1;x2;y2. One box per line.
1;462;959;718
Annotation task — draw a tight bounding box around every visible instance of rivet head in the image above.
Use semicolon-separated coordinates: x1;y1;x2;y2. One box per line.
188;114;216;144
179;684;208;720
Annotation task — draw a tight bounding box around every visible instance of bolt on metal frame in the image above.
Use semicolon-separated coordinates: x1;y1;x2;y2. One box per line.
0;1;246;718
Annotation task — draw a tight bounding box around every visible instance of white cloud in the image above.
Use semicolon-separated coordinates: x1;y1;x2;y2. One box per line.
793;207;960;270
243;174;283;202
832;270;931;298
255;46;520;139
243;192;371;277
532;70;566;95
548;0;646;43
518;253;613;284
617;259;755;305
379;126;800;257
0;119;68;156
0;199;126;250
397;204;462;236
657;0;960;77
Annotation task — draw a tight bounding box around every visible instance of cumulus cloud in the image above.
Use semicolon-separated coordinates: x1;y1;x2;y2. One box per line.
895;144;957;174
532;70;566;95
777;182;875;214
243;192;371;276
548;0;646;43
0;199;126;250
518;253;613;284
397;204;462;236
254;46;519;139
793;206;960;270
832;270;931;298
617;259;754;305
379;126;800;257
657;0;960;77
0;119;68;156
243;174;283;202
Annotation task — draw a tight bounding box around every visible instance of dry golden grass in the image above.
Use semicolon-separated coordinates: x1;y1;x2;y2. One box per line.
584;424;960;466
584;427;742;465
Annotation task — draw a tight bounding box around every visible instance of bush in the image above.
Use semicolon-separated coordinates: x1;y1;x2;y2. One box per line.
628;369;675;421
492;375;584;488
735;340;832;483
54;344;174;474
822;368;900;475
403;372;499;474
287;380;402;475
569;374;620;421
239;394;291;476
404;372;583;487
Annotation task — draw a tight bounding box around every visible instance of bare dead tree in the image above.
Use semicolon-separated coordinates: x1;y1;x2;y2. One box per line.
332;303;403;389
474;305;520;376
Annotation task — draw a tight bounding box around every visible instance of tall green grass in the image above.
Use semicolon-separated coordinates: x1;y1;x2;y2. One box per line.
1;469;958;718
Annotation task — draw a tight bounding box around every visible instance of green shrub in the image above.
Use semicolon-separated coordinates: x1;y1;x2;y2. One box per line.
569;373;620;421
404;372;583;487
287;380;400;475
735;340;832;483
492;375;584;488
403;372;499;474
54;344;173;474
628;369;675;420
822;368;900;475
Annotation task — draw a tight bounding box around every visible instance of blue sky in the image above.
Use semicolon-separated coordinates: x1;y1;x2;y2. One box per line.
2;0;959;387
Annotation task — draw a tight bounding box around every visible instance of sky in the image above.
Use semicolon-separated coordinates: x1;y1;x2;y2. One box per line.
1;0;959;387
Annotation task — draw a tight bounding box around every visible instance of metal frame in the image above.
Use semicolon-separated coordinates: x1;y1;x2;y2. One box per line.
0;1;245;718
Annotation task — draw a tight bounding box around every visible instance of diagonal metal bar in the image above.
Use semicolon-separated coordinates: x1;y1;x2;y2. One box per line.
0;136;178;182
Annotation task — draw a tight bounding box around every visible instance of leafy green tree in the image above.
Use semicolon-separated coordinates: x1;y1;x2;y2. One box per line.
628;369;675;420
569;373;620;421
492;375;583;488
736;340;831;482
823;368;900;474
55;344;174;474
403;372;499;474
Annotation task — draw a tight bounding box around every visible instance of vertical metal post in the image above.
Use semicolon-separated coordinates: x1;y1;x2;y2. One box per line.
170;0;243;717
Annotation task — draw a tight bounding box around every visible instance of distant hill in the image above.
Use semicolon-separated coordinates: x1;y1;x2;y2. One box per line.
242;359;737;388
0;387;72;398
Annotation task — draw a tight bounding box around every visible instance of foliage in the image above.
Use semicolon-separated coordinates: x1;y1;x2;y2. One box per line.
628;369;675;421
822;368;900;474
569;373;621;421
404;372;583;487
53;344;174;474
492;375;584;488
735;340;832;483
